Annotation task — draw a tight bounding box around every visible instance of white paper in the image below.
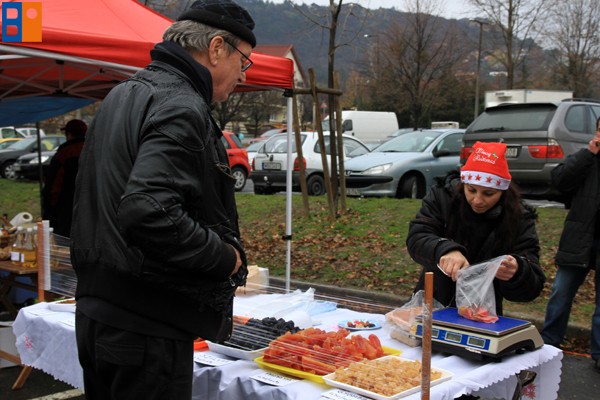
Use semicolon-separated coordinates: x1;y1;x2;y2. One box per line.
251;371;298;386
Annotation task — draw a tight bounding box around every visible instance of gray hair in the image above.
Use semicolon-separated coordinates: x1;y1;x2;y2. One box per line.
163;20;240;54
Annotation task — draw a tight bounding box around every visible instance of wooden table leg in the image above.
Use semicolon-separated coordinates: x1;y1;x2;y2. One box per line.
12;365;33;390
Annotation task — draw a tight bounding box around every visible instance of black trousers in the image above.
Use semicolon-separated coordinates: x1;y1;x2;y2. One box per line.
75;311;193;400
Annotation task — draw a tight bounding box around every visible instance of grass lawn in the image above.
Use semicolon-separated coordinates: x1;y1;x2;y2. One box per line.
1;179;594;333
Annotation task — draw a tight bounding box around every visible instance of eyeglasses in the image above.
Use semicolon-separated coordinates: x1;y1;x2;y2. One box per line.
224;40;253;72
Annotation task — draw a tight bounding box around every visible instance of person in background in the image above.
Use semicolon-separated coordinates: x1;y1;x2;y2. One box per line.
542;116;600;371
407;141;546;316
69;0;253;398
41;118;87;237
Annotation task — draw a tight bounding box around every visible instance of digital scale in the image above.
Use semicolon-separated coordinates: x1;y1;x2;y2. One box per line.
413;308;544;361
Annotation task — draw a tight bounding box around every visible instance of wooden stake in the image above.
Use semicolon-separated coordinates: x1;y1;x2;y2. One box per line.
421;271;433;400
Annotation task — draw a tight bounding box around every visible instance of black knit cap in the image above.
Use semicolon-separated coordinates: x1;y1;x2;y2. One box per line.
177;0;256;48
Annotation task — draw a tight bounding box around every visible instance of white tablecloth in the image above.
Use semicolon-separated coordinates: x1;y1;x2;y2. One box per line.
13;297;562;399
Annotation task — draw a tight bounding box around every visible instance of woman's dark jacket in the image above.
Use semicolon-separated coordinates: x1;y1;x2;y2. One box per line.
407;171;545;315
552;148;600;269
70;41;247;342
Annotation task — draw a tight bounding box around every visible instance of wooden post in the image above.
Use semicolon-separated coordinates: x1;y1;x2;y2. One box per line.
292;93;310;215
421;271;433;400
334;72;346;213
309;68;335;220
36;221;45;302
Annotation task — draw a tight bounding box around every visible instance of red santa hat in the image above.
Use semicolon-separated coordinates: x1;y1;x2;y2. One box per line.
461;141;512;190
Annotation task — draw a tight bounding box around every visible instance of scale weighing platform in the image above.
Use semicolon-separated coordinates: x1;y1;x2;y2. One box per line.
414;308;544;361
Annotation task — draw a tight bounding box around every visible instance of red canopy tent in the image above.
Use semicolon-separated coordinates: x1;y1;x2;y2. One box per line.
0;0;294;124
0;0;296;292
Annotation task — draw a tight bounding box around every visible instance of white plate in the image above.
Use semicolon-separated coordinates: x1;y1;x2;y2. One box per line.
322;356;453;400
338;319;382;331
206;341;266;361
47;298;76;313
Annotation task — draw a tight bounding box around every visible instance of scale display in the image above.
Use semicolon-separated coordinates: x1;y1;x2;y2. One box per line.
414;308;544;361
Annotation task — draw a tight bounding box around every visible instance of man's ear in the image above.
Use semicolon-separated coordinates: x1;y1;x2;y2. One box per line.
208;36;227;66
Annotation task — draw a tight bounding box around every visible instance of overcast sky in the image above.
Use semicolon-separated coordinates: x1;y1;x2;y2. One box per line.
277;1;478;19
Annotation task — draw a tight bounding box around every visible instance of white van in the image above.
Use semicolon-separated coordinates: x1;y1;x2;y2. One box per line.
431;121;459;129
322;111;399;144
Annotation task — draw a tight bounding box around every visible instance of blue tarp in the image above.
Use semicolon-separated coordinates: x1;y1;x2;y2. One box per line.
0;96;94;126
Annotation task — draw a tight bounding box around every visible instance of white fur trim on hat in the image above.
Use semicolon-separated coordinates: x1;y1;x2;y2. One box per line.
461;170;511;190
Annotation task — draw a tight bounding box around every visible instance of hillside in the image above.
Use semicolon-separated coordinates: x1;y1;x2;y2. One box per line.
141;0;498;85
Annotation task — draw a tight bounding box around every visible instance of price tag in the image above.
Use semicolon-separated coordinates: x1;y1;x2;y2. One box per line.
321;389;371;400
251;371;298;386
193;352;234;367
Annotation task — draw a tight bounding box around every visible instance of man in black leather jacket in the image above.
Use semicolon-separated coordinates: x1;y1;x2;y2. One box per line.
70;1;254;398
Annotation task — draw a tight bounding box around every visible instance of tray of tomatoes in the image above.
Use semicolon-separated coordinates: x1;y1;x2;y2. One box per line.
255;327;400;383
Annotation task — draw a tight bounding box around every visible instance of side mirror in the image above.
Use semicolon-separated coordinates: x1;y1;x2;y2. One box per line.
433;149;450;157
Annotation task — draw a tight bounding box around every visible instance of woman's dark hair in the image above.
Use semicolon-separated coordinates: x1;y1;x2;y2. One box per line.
446;181;535;253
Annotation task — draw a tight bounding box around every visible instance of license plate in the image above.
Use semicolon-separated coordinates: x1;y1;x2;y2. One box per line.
13;165;21;171
505;147;518;158
262;162;281;170
346;188;361;196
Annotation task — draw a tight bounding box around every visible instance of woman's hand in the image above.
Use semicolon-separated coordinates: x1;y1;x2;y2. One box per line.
496;255;518;281
438;250;469;282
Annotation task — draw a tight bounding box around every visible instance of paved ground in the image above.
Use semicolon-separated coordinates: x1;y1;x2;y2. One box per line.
0;351;597;399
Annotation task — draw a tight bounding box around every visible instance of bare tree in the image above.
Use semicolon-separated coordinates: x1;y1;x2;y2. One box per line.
547;0;600;98
289;0;369;208
385;0;463;128
212;93;249;131
467;0;554;89
243;91;287;136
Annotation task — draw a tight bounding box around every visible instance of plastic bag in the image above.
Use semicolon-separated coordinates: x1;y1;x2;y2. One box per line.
456;255;505;323
385;290;444;347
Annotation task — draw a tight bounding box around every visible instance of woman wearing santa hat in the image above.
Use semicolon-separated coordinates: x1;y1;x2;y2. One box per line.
407;141;546;316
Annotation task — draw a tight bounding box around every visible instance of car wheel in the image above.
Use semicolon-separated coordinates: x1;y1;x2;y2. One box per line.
398;175;422;199
2;161;17;180
232;167;247;192
307;175;326;196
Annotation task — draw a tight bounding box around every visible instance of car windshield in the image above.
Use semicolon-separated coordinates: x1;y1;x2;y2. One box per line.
470;105;555;132
4;137;36;150
227;133;243;148
246;141;264;152
373;130;443;152
262;134;305;153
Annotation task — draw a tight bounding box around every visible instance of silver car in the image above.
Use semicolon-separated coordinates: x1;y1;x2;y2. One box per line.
344;129;464;198
461;100;600;202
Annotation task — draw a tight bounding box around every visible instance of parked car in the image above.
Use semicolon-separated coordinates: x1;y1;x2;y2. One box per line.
221;131;251;191
0;138;22;150
0;135;66;179
16;127;46;137
344;129;465;199
251;131;370;195
461;99;600;202
245;140;264;168
13;150;56;180
0;126;27;139
248;128;285;144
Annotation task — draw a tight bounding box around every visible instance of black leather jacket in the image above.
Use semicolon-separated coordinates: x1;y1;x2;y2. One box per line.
70;41;247;341
408;171;545;315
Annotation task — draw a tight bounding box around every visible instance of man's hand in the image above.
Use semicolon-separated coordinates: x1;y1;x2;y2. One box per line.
229;245;242;276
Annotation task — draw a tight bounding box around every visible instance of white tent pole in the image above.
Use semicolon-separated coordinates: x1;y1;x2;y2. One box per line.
285;95;293;293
